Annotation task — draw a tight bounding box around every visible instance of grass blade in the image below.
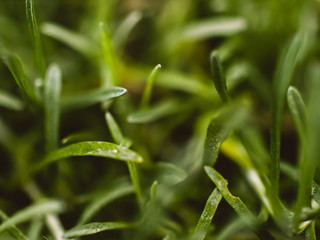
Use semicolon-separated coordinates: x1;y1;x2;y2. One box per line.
155;162;187;187
1;52;38;105
0;210;29;240
44;64;62;151
287;86;307;141
210;51;230;103
0;200;64;234
100;22;118;87
140;64;161;108
270;31;307;193
0;90;24;111
25;0;45;78
105;112;124;145
41;22;96;57
64;222;132;238
61;87;127;112
78;180;134;225
32;141;143;173
194;188;222;240
204;166;275;240
305;221;316;240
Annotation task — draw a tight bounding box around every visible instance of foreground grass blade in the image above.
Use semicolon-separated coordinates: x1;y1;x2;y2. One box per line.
61;87;127;112
25;0;45;78
100;22;118;87
1;53;38;105
210;51;230;103
44;64;62;151
33;141;143;172
0;200;64;233
194;188;222;240
78;180;134;225
204;166;275;240
287;86;307;141
64;222;132;238
140;64;161;108
270;31;307;193
0;90;24;111
41;22;96;57
0;210;29;240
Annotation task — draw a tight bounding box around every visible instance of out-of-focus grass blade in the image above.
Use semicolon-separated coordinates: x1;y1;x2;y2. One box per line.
203;103;249;166
41;22;96;57
128;98;190;124
194;188;222;240
0;200;64;233
1;53;38;105
210;51;231;103
25;0;45;78
27;217;43;240
0;90;24;111
204;166;275;240
155;162;187;187
270;31;307;193
32;141;143;172
140;64;161;108
113;11;143;51
77;180;134;225
287;86;307;141
180;17;247;42
61;87;127;112
214;217;246;240
64;222;132;238
0;210;29;240
44;64;62;151
105;112;141;205
100;22;118;87
305;221;316;240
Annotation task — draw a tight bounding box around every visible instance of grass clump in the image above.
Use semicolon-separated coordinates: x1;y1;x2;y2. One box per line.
1;0;320;239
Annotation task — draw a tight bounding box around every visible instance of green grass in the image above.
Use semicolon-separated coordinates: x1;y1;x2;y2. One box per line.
1;0;320;239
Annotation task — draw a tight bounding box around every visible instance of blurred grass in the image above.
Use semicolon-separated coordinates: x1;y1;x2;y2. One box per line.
1;0;320;239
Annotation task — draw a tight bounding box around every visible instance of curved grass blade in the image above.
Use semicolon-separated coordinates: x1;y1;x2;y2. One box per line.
194;188;222;240
25;0;45;78
128;98;189;124
64;221;132;238
41;22;96;57
77;180;134;225
204;166;275;240
140;64;161;108
155;162;187;187
100;22;118;87
0;200;64;234
0;210;29;240
210;51;230;103
287;86;307;141
0;90;24;111
44;64;62;151
270;31;307;193
32;141;143;173
61;87;127;112
1;52;38;105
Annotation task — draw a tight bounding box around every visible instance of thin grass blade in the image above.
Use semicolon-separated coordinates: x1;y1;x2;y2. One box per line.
64;222;132;238
194;188;222;240
204;166;275;240
305;221;316;240
0;210;29;240
44;64;62;151
1;52;38;105
0;90;24;111
100;22;118;87
210;51;230;103
0;200;64;233
41;22;96;57
270;31;307;193
25;0;45;78
61;87;127;112
105;112;124;145
77;180;134;225
140;64;161;108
